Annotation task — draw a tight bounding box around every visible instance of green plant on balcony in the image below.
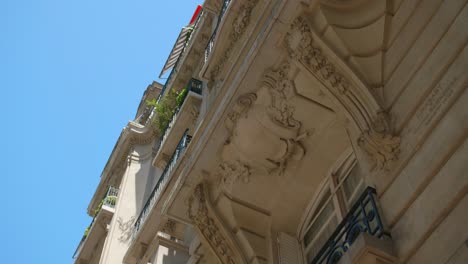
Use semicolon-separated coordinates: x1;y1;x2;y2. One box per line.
105;195;117;206
147;88;188;132
83;225;90;239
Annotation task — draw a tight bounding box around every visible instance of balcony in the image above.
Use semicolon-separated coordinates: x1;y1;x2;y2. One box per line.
153;78;202;168
132;131;192;241
74;186;119;263
311;187;393;264
204;0;232;62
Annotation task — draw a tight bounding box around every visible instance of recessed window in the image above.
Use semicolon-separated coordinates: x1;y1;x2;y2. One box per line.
302;152;364;263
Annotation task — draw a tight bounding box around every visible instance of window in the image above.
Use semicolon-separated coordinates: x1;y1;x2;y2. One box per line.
301;151;364;263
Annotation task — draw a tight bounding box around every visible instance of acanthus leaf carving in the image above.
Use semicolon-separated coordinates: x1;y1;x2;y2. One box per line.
358;130;400;171
188;183;243;264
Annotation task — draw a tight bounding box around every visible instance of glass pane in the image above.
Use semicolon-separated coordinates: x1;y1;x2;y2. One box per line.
342;165;361;203
305;216;338;262
304;199;335;246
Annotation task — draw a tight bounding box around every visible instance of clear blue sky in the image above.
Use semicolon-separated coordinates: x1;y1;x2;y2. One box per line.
1;0;201;263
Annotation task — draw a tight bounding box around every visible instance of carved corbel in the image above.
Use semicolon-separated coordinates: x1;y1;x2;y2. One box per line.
188;183;246;264
286;16;400;171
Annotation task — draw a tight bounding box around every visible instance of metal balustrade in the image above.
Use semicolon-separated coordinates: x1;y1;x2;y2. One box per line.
133;130;192;240
311;187;389;264
205;0;232;62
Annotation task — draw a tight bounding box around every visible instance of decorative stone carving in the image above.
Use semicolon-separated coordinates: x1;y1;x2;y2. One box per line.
358;128;400;171
220;61;305;177
162;219;176;234
117;216;135;243
286;16;400;171
225;93;257;134
209;0;259;82
263;61;301;129
188;183;245;264
218;160;251;187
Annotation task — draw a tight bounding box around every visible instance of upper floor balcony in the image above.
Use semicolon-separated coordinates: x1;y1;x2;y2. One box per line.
153;78;202;168
74;186;119;263
131;131;192;244
204;0;232;63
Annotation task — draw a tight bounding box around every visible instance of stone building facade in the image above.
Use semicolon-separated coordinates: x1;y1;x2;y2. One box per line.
73;0;468;263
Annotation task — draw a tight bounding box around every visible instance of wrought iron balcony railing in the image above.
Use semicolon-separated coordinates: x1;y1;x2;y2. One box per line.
204;0;232;62
153;78;202;154
311;187;389;264
133;130;192;240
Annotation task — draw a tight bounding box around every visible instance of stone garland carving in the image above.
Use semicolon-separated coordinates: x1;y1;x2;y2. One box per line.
286;16;400;171
117;216;135;243
209;0;259;82
188;184;242;264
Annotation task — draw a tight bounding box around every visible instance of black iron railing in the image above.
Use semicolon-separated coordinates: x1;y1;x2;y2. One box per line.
133;130;192;240
311;187;389;264
204;0;232;62
153;78;202;154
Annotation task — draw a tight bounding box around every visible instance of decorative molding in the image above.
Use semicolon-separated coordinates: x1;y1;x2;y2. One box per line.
117;216;135;243
188;183;246;264
217;160;252;189
209;0;259;82
162;219;176;234
286;16;400;171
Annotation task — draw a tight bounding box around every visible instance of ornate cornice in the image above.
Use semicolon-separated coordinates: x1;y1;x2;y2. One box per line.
188;183;246;264
286;16;400;171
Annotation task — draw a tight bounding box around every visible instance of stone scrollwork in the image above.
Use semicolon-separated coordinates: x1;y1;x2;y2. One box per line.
188;183;246;264
286;16;400;171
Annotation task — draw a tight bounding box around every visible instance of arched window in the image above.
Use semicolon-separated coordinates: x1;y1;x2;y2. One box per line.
301;149;365;263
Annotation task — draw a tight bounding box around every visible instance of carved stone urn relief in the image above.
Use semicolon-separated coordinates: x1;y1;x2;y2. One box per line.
222;61;305;178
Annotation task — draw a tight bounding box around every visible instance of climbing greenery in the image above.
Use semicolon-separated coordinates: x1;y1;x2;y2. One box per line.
147;88;189;132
